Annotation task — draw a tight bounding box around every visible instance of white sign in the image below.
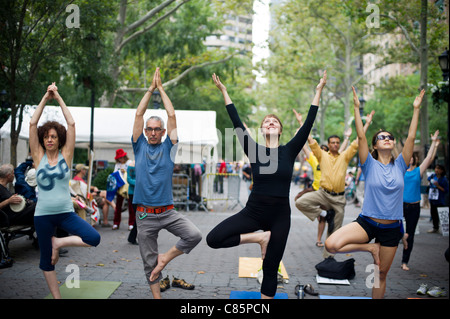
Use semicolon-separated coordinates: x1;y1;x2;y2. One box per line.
437;207;449;236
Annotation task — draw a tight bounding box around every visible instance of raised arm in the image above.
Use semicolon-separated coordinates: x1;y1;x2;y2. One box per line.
352;86;369;164
157;71;177;144
212;73;233;106
50;84;75;165
306;71;327;147
312;70;326;106
339;127;352;153
293;109;312;157
403;89;425;165
29;86;52;166
133;68;158;143
213;73;257;159
419;130;440;176
212;73;243;131
29;83;74;166
286;71;325;154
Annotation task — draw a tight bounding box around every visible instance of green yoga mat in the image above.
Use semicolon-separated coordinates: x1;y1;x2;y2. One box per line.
45;280;122;299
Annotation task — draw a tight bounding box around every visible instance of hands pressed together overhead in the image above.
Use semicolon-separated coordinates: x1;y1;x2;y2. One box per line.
149;67;163;92
44;82;60;101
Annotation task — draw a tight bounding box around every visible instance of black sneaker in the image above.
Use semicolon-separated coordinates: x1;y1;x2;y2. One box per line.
325;209;335;234
160;276;170;292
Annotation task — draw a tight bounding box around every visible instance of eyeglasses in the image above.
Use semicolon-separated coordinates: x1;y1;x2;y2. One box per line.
376;134;394;142
145;127;163;133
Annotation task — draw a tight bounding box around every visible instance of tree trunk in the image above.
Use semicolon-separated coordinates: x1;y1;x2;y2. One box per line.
419;0;429;159
344;30;352;133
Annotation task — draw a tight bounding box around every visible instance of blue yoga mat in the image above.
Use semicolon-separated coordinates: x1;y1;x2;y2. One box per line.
230;291;288;299
319;295;371;299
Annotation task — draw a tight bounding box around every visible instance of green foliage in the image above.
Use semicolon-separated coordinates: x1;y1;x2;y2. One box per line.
0;0;116;104
431;82;449;109
92;167;113;190
364;74;447;144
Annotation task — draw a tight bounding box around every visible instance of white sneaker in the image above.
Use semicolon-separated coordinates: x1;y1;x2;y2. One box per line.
427;286;447;297
416;283;428;295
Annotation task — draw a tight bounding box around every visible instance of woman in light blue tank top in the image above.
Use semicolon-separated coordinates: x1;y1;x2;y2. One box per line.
325;87;425;299
401;131;439;271
29;83;100;299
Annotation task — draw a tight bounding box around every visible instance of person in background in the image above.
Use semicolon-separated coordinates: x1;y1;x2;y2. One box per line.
427;164;449;234
0;164;35;226
293;111;329;248
127;161;138;243
112;148;133;230
401;130;440;271
14;157;37;202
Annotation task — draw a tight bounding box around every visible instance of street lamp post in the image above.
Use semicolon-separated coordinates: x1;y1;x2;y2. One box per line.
152;90;162;109
0;89;10;128
439;48;449;81
358;95;366;119
438;48;449;178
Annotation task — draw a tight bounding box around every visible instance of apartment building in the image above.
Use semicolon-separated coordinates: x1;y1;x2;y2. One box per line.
363;33;416;99
204;13;253;53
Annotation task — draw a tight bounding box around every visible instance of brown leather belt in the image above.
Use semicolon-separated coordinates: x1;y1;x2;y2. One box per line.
137;204;174;214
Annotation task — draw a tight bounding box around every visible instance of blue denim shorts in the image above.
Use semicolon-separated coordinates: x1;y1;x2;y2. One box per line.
356;214;403;247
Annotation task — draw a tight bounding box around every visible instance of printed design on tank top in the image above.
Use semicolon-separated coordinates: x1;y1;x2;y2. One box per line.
37;158;69;191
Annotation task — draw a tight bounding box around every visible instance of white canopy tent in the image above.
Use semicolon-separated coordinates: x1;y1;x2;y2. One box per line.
0;105;219;166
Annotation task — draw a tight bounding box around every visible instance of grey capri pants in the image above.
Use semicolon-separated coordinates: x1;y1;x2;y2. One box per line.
136;208;202;285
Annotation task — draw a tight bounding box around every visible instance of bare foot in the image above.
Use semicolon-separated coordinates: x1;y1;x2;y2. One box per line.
260;231;271;260
369;243;380;266
150;254;167;282
51;236;60;266
401;263;410;271
402;233;409;250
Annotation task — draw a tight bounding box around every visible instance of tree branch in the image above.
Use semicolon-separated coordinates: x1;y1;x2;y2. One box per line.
118;53;236;92
117;0;188;53
310;5;348;46
124;0;187;33
380;13;420;56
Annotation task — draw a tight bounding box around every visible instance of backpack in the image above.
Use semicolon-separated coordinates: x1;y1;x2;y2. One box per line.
315;257;355;280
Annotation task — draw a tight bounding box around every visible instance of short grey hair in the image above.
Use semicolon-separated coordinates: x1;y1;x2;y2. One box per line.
145;116;165;128
0;164;14;178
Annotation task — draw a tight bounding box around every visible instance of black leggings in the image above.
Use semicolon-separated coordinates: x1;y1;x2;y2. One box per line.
402;202;420;264
206;193;290;297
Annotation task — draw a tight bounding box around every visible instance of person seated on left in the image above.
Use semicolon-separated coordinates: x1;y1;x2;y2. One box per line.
14;156;37;203
0;163;35;226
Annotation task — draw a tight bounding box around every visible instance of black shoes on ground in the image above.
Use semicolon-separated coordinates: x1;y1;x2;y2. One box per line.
160;276;195;292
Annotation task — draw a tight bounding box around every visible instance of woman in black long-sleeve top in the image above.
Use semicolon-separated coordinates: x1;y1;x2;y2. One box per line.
207;71;326;298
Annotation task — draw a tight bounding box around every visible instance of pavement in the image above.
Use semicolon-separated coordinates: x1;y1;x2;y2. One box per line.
1;180;448;303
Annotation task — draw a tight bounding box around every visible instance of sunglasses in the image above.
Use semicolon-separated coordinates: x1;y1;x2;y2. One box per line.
145;127;163;133
376;134;394;142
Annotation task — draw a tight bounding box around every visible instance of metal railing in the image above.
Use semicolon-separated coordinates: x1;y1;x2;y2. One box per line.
201;173;244;211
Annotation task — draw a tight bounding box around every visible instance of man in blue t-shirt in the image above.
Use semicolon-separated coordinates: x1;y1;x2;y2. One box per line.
132;68;202;299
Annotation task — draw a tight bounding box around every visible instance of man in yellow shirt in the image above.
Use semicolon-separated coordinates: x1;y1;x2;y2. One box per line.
296;145;328;247
295;112;373;258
